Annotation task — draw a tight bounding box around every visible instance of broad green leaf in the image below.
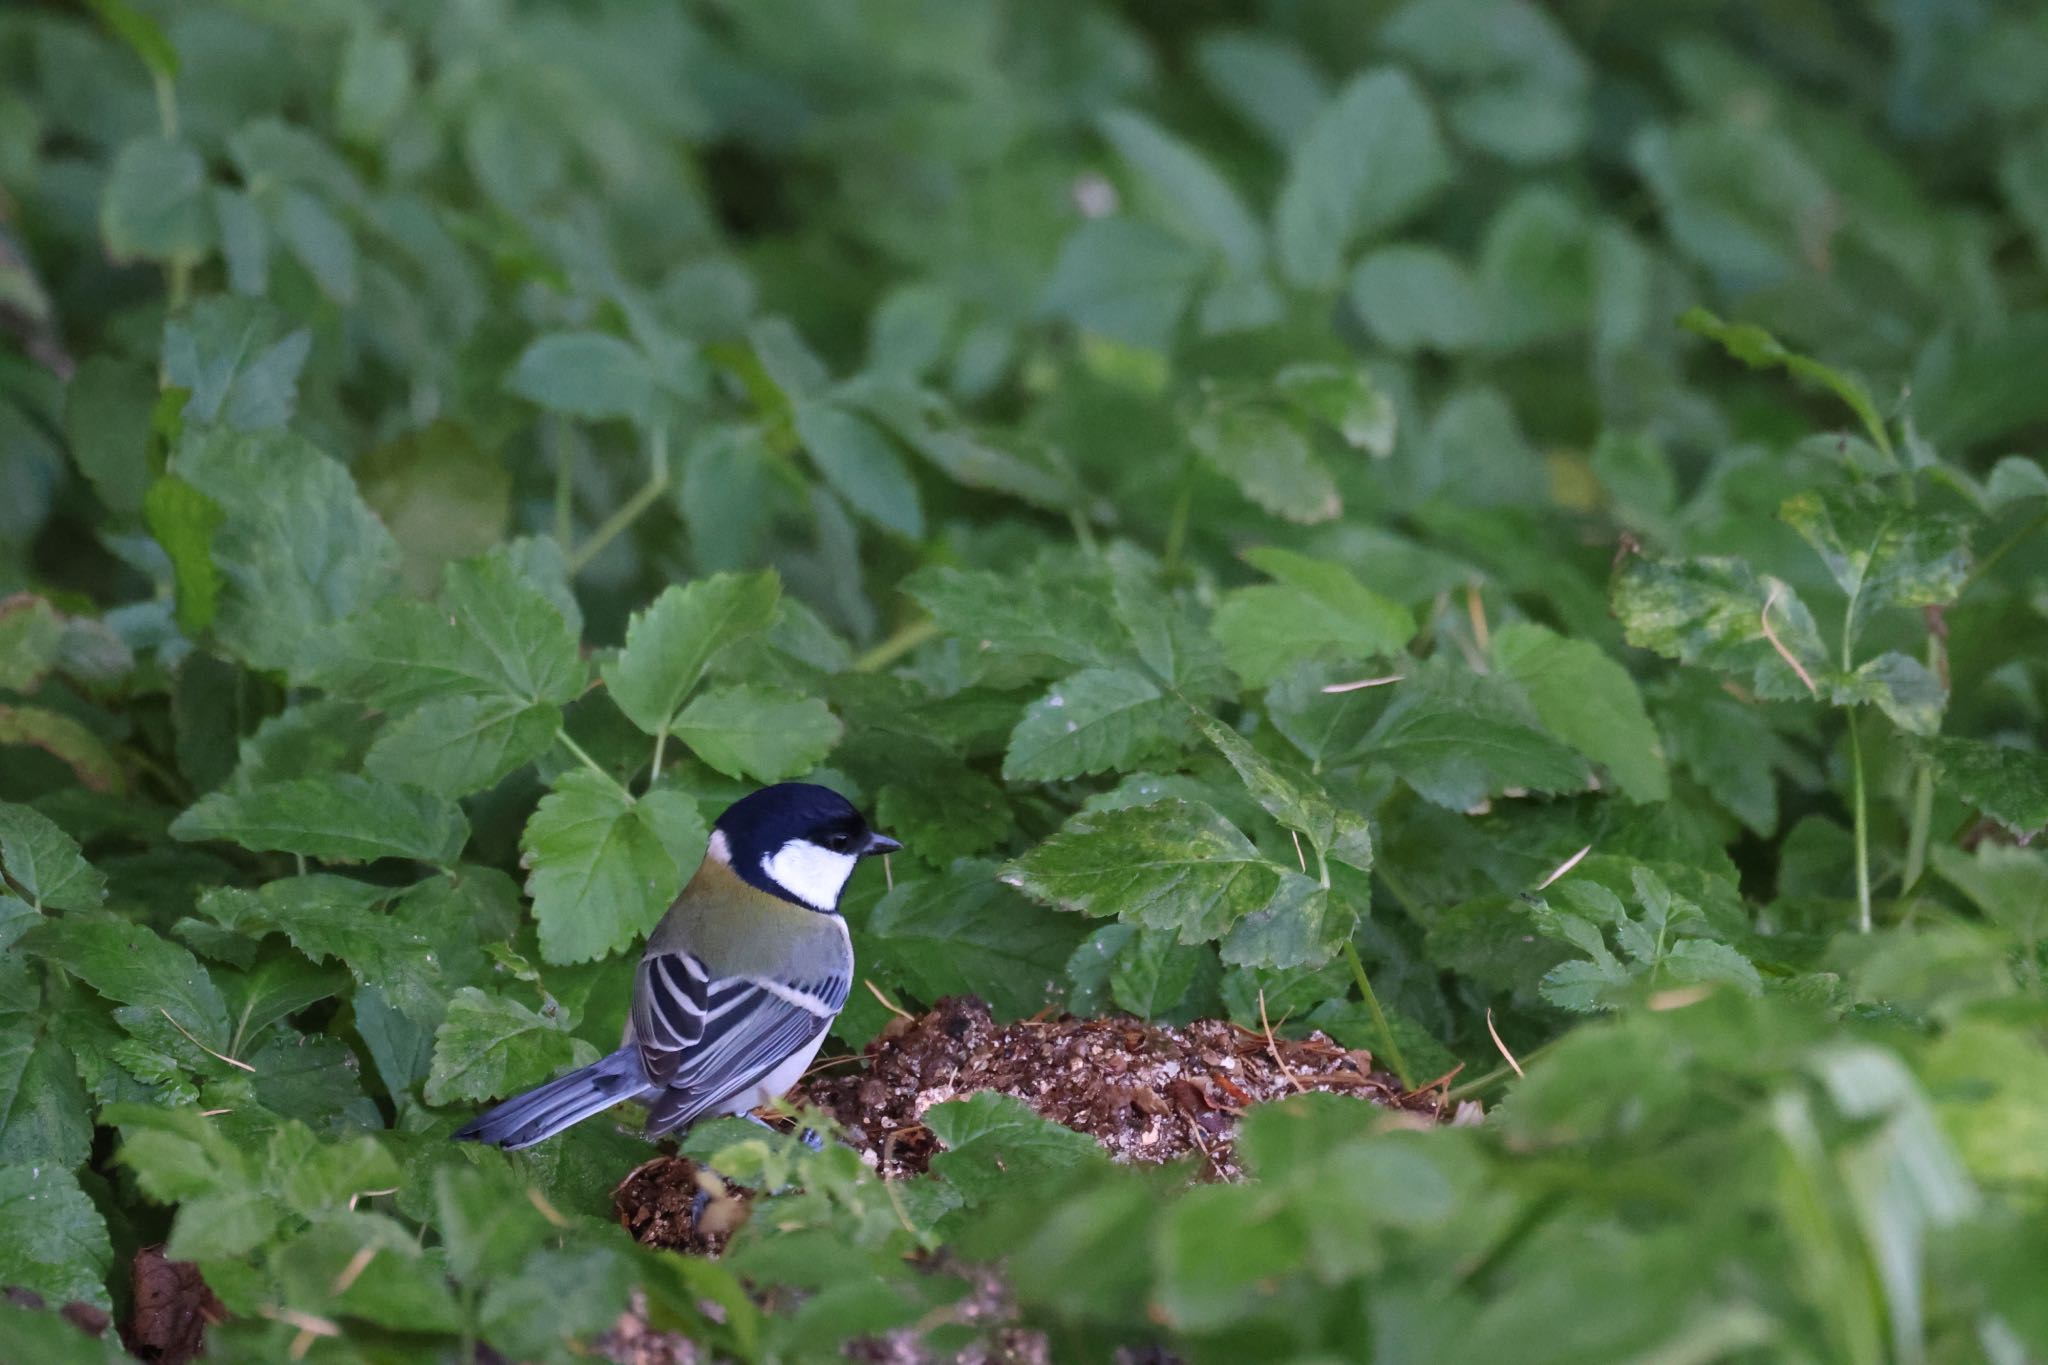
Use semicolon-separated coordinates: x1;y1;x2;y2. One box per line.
63;356;155;517
424;987;600;1105
174;428;399;675
863;862;1084;1022
1195;31;1329;149
217;954;347;1056
1921;738;2048;837
1040;217;1207;352
925;1092;1106;1206
1188;402;1340;524
1275;68;1452;289
1654;677;1781;835
277;188;356;303
521;772;705;963
1218;876;1352;970
228;700;376;790
357;420;512;594
1274;364;1397;456
902;558;1127;676
212;185;269;293
365;696;561;797
1108;926;1207;1018
0;597;60;693
1191;710;1371;871
1493;623;1669;802
171;775;469;866
1002;668;1184;782
1364;661;1590;809
17;913;230;1051
0;1019;94;1169
1833;650;1944;736
505;331;655;423
162;297;312;432
314;549;585;709
1612;556;1830;702
99;135;211;265
337;22;411;143
1003;798;1306;945
217;877;439;1025
1211;548;1415;686
1098;109;1264;270
792;402;924;539
1105;551;1234;700
1348;244;1486;353
600;572;780;737
671;684;842;783
0;802;105;911
1933;844;2048;947
142;476;225;636
0;1166;111;1310
1779;484;1969;635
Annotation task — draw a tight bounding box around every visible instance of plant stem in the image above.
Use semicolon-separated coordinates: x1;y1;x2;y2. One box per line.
1067;507;1099;556
557;731;630;801
855;617;939;672
1848;709;1872;934
1162;480;1192;576
551;418;574;549
647;729;668;795
1341;940;1412;1090
569;426;670;575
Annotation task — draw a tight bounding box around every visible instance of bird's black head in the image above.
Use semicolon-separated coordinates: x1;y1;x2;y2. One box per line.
711;782;901;912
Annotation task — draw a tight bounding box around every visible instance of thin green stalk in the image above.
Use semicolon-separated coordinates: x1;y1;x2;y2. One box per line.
1847;709;1872;934
568;426;670;575
855;618;939;672
647;728;668;795
1068;507;1099;556
551;418;574;549
557;731;630;801
154;73;178;138
1161;480;1192;576
1341;940;1412;1090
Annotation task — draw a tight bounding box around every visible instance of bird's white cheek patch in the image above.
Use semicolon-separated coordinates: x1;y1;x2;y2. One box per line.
764;841;858;910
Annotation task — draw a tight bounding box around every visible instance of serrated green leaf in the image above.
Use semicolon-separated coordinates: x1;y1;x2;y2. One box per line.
1833;650;1945;736
672;684;841;783
863;862;1083;1022
1779;484;1969;634
0;1166;111;1310
223;876;440;1025
903;558;1127;676
1493;623;1669;802
1612;555;1830;701
505;331;655;423
925;1091;1107;1206
162;297;311;432
1003;798;1303;945
17;912;229;1051
365;696;561;797
600;572;780;737
174;427;399;675
1189;402;1340;524
1003;668;1183;782
1107;926;1207;1018
1364;661;1589;809
100;135;211;265
1211;548;1415;687
0;1019;94;1170
1921;738;2048;837
1191;710;1370;872
0;802;104;912
1274;363;1397;456
424;986;600;1105
1275;68;1452;288
793;401;924;539
171;775;469;865
521;771;704;964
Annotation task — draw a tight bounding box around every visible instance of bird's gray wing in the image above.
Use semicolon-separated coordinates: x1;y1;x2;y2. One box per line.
631;951;848;1132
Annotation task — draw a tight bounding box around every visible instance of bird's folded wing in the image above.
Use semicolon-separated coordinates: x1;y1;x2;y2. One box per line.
631;950;849;1130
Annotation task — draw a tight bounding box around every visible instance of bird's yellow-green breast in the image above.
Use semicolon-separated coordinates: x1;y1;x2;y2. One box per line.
645;851;851;979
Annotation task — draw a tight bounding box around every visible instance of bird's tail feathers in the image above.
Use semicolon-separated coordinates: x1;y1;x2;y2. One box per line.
452;1047;648;1150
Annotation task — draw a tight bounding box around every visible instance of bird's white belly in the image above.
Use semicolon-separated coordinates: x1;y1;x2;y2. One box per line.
713;1030;828;1117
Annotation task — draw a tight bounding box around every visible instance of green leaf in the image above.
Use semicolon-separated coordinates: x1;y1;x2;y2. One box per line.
1040;217;1207;353
171;775;469;866
1493;623;1669;802
83;0;178;79
903;559;1127;676
1364;661;1590;809
671;685;842;783
277;188;357;304
1210;547;1415;686
63;356;156;517
0;597;60;694
18;913;230;1051
1107;927;1207;1018
174;427;399;675
337;23;410;144
1681;307;1889;456
1833;650;1945;736
357;422;513;595
0;802;105;911
1779;484;1969;635
1273;364;1397;456
1002;668;1184;783
0;1019;94;1169
1098;109;1264;271
925;1092;1106;1206
1921;738;2048;837
599;572;780;737
364;696;561;797
1612;556;1830;701
505;331;655;423
220;876;439;1025
1003;798;1311;945
1933;844;2048;945
99;135;211;265
1189;402;1340;524
162;297;311;432
1348;244;1486;353
424;987;600;1106
792;402;925;539
521;772;704;964
314;549;585;709
863;862;1084;1022
1275;68;1452;289
0;1166;111;1310
142;476;224;636
1191;711;1372;872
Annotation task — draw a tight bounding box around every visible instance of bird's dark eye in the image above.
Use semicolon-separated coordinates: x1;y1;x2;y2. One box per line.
824;832;855;853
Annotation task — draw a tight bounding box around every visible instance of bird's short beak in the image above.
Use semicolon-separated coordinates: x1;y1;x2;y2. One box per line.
862;832;902;857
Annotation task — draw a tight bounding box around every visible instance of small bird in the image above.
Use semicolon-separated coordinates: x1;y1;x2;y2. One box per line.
455;783;899;1150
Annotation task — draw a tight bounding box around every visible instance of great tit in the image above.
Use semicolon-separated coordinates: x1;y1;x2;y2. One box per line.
454;782;899;1150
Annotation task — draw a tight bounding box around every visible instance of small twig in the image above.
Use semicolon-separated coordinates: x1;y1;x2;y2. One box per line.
159;1008;255;1073
864;979;915;1021
330;1245;378;1295
346;1186;398;1212
1465;582;1491;660
882;852;894;891
526;1188;568;1227
1484;1009;1524;1078
1647;985;1713;1011
1321;674;1404;693
800;1053;864;1081
1257;990;1308;1094
199;1108;233;1117
1759;582;1819;695
1289;829;1307;873
1536;844;1592;890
